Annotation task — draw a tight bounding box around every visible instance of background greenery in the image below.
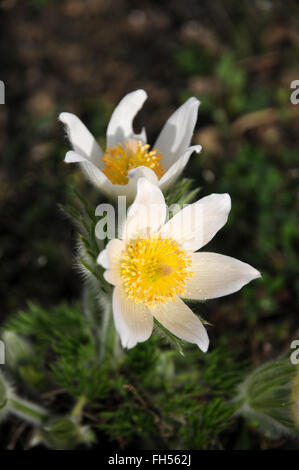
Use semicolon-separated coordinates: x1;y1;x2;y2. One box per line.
0;0;298;449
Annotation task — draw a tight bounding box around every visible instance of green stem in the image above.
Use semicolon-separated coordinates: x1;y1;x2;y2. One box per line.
99;300;122;366
9;396;49;425
83;285;122;366
71;395;87;420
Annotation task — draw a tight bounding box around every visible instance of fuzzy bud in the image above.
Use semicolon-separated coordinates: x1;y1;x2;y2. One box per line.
30;416;95;450
235;360;299;440
1;330;33;369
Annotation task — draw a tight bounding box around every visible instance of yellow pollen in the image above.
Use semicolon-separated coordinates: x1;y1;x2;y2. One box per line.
119;235;193;305
101;139;165;185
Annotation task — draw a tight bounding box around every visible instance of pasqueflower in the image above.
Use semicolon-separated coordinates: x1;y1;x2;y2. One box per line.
97;178;261;351
59;90;201;200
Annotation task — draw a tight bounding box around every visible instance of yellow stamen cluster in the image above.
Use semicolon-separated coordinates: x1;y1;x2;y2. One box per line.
101;139;165;185
120;235;193;305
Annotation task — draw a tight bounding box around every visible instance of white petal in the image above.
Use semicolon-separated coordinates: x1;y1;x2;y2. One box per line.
66;155;158;202
64;151;114;197
127;166;159;185
64;150;92;164
183;252;261;300
104;269;121;286
159;193;231;252
106;90;147;148
159;145;202;191
154;97;200;170
122;166;159;203
92;166;158;204
149;297;209;352
113;287;153;349
97;248;109;269
59;112;103;166
97;239;124;286
121;177;166;240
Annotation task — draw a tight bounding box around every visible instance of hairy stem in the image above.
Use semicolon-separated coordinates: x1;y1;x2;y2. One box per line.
9;396;49;425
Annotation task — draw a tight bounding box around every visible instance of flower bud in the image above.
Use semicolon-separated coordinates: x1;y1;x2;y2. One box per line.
235;360;298;439
1;330;33;369
30;416;95;450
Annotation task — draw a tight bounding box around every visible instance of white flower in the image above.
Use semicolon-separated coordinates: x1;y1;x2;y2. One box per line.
59;90;201;200
97;178;261;351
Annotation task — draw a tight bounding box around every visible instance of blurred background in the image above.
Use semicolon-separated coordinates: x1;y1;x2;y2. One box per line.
0;0;298;448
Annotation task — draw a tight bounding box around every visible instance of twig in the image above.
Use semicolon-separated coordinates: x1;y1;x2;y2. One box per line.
7;422;27;450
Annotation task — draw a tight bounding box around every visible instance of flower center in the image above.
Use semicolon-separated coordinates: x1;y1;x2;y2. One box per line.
101;139;165;185
120;235;193;305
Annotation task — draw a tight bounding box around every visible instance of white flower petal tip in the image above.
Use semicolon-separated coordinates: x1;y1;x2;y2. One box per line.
199;335;209;353
59;112;103;164
154;96;200;170
188;97;201;114
192;144;202;153
184;253;261;301
237;264;261;290
133;89;147;101
122;177;166;240
97;239;124;271
183;96;201;111
248;267;262;281
64;150;85;163
193;325;209;353
106;89;148;148
127;166;159;185
150;297;209;353
159;192;232;252
218;192;231;213
58;112;69;123
103;270;119;286
97;249;108;269
158;145;202;190
58;112;72;123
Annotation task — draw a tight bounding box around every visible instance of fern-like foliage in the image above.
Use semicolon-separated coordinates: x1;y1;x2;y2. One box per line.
1;301;245;449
